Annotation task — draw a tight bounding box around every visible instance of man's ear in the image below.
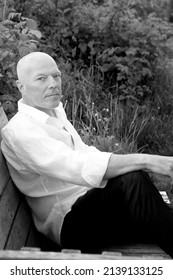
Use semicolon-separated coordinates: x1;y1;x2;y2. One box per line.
16;80;24;94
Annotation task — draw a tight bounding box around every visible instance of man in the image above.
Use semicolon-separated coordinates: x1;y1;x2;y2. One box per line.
1;52;173;257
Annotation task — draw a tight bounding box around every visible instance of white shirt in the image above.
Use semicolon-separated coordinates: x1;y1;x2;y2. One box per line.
1;99;111;244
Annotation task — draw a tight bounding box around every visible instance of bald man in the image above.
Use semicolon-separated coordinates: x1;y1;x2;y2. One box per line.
1;52;173;257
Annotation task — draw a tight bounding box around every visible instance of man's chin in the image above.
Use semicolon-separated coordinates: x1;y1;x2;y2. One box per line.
53;99;61;108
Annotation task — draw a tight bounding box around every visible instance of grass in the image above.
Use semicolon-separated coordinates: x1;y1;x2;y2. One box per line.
61;62;150;154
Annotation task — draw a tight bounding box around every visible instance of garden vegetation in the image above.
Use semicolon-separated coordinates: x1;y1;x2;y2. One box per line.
1;0;173;160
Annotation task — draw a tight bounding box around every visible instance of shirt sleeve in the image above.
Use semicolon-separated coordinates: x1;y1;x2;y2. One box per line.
2;122;111;188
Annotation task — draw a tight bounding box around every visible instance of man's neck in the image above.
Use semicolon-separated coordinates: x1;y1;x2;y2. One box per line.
39;108;57;117
22;99;57;117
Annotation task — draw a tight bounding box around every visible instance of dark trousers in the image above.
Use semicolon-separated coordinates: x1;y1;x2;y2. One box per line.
60;171;173;258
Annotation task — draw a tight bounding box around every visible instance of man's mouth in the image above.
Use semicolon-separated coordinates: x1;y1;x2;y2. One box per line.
46;91;61;98
48;94;59;97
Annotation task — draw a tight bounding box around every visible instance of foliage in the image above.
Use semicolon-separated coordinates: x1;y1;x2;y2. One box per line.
1;0;173;155
61;60;149;154
22;0;173;109
0;2;41;118
39;0;173;154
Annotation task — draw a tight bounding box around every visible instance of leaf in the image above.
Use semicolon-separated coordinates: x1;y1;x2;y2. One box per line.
14;21;26;30
26;18;38;30
8;12;22;22
6;71;13;79
0;37;3;46
19;34;28;41
100;63;112;72
119;95;126;100
19;46;30;57
79;43;87;53
72;47;77;57
2;20;16;26
117;74;124;81
29;30;42;39
126;48;137;56
137;90;144;97
141;67;152;77
22;28;28;35
88;40;94;49
28;41;37;51
63;8;72;15
56;9;63;15
1;51;9;59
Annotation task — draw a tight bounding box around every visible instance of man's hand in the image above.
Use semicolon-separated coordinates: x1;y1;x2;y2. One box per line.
146;155;173;179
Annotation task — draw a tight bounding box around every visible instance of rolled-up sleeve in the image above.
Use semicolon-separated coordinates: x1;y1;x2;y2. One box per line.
81;151;111;187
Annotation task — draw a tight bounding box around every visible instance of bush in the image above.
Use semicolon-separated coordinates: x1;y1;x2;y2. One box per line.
51;0;173;154
2;0;173;155
0;6;41;118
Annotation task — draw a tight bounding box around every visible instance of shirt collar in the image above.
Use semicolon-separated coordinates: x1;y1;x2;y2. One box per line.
18;99;61;124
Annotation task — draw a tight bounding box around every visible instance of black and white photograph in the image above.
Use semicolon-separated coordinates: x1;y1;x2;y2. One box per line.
0;1;173;279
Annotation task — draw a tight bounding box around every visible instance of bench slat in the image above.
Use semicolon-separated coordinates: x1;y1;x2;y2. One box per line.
25;222;40;248
0;102;10;196
104;243;170;258
0;104;42;252
26;226;61;252
0;103;8;134
0;153;10;196
0;249;169;260
0;180;20;249
5;199;31;250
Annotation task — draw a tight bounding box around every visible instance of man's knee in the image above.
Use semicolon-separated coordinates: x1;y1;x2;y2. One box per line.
105;170;154;199
121;170;150;184
120;170;154;196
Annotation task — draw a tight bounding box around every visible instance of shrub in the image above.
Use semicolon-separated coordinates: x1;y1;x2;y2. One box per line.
3;0;173;155
0;6;41;118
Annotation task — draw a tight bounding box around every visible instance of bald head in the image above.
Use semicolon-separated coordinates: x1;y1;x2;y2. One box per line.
16;52;62;112
17;52;57;83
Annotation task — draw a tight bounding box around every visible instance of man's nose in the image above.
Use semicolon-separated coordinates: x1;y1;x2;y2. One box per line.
48;76;57;88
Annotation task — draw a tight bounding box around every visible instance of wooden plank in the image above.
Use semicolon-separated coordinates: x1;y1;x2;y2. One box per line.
104;243;170;258
106;243;166;254
0;152;10;196
21;247;41;252
26;225;61;252
0;179;19;249
5;198;31;250
25;223;41;248
0;249;169;260
0;102;8;139
0;103;10;196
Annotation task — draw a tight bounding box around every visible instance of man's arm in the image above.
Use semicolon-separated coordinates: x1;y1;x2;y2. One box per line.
104;153;173;180
1;121;111;189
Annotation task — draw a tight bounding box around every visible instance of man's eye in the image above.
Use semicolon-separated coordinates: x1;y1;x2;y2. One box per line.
53;74;61;79
37;77;46;81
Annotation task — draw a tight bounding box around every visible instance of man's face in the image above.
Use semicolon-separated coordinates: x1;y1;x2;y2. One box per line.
19;56;62;111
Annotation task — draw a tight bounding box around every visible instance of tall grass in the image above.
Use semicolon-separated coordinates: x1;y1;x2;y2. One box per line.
139;58;173;155
58;55;173;157
60;62;149;154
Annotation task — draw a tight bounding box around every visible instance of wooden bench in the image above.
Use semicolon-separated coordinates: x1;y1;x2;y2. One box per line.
0;103;61;255
0;102;172;259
